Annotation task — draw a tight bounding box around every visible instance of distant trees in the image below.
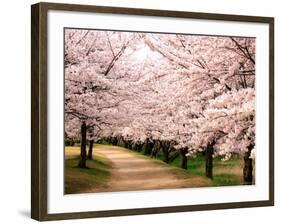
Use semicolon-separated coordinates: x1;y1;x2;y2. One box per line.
64;29;256;184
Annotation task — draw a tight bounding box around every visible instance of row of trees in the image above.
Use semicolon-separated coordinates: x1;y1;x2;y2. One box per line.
65;29;256;184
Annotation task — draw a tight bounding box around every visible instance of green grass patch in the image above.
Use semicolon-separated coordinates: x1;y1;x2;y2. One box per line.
65;146;112;194
212;173;241;186
147;150;244;186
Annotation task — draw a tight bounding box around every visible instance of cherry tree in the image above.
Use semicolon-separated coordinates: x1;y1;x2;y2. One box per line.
156;34;253;181
64;29;138;168
129;33;256;181
64;29;256;184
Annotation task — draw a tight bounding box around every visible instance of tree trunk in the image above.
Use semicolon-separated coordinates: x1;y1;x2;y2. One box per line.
132;142;137;151
70;138;75;146
243;144;254;185
162;142;169;163
118;137;125;147
179;148;188;169
87;140;94;160
149;141;154;155
205;143;214;179
78;122;87;168
128;140;133;149
151;140;160;158
124;140;128;149
113;137;117;145
137;143;143;152
143;139;152;155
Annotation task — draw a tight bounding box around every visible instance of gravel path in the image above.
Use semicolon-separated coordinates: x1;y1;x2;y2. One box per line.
95;145;211;192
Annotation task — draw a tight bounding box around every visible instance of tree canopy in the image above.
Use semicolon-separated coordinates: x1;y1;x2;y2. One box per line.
64;29;256;162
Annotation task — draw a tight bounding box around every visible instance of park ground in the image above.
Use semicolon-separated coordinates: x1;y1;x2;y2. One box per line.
65;144;249;194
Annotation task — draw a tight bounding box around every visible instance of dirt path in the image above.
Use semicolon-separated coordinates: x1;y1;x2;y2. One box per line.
95;144;211;192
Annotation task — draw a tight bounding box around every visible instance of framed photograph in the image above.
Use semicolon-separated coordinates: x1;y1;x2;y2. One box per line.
31;2;274;221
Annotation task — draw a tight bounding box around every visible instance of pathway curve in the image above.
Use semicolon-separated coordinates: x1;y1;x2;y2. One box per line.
94;144;211;192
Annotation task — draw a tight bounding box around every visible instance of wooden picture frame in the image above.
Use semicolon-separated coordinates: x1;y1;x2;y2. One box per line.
31;2;274;221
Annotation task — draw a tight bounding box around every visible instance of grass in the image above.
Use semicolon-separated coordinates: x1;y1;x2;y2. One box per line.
150;150;246;186
65;144;253;194
64;146;113;194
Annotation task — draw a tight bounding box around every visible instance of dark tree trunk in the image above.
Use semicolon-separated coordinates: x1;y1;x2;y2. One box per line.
70;138;75;146
149;141;154;155
162;142;169;163
205;142;214;179
118;137;125;147
144;139;153;155
151;148;157;157
113;137;118;145
107;137;111;144
243;144;254;185
151;140;160;158
137;143;142;152
128;140;133;149
132;142;137;151
128;142;131;149
87;140;94;160
124;140;129;149
78;122;87;168
179;148;188;169
138;143;143;152
141;142;146;152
